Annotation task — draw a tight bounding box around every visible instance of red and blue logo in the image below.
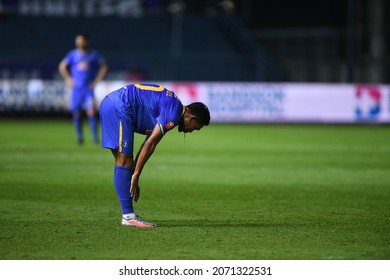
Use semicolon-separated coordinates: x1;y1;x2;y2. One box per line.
165;122;174;130
355;86;381;121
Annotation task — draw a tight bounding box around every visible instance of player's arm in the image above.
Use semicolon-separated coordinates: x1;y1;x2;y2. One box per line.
58;59;73;87
132;130;152;175
130;124;163;201
90;62;108;89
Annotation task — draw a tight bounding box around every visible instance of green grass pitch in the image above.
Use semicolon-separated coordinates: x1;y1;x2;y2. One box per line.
0;119;389;260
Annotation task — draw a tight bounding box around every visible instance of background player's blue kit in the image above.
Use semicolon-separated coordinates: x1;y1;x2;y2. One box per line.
62;49;105;143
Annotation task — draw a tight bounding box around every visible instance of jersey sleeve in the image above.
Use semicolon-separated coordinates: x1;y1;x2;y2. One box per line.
63;50;74;66
156;98;184;136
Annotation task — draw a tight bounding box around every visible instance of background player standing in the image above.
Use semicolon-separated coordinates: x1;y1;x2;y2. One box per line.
100;83;210;228
59;33;108;144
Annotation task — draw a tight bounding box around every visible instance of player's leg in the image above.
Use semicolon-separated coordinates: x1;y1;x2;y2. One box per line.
100;95;134;213
114;147;157;227
73;112;83;144
70;89;84;144
84;91;98;144
113;151;135;215
112;125;156;227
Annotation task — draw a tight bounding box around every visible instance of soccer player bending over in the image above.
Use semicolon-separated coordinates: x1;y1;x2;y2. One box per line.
100;83;210;228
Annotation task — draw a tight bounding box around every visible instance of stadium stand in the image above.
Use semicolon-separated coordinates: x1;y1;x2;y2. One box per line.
0;5;281;81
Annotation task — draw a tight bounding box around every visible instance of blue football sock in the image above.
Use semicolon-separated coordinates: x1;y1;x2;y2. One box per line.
88;115;98;143
72;114;83;142
114;166;134;214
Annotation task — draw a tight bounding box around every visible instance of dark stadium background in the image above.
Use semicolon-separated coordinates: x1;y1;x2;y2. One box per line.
0;0;388;84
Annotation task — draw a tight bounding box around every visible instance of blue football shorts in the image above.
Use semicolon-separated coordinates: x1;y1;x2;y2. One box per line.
99;95;134;155
70;87;94;112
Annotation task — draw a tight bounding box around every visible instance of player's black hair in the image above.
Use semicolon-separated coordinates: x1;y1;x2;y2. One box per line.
187;102;211;126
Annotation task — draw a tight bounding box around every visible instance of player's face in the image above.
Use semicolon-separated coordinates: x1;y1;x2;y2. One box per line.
75;35;88;50
179;117;203;133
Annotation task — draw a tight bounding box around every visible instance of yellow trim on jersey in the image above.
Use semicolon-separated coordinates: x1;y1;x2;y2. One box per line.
119;120;123;153
134;84;164;92
159;124;165;136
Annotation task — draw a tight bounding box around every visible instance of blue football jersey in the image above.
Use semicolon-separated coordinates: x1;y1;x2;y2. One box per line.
63;49;105;89
107;83;184;135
